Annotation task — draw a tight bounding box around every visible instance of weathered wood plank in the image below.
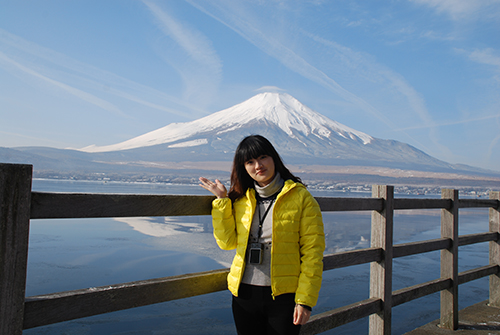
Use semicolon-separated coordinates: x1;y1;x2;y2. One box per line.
458;264;499;285
392;278;451;307
300;298;382;335
458;232;498;246
30;193;215;218
313;197;383;212
23;268;229;329
32;193;498;220
490;191;500;307
31;194;387;219
459;198;499;209
392;265;499;308
323;248;382;271
440;189;459;330
393;238;451;258
394;198;451;210
369;185;394;335
0;163;33;335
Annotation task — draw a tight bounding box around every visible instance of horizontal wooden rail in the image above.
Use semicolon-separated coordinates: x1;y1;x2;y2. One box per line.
393;238;451;258
30;193;500;220
459;232;498;246
30;193;215;219
394;198;451;210
302;298;382;335
391;232;498;259
23;268;229;329
303;263;499;334
31;194;387;219
323;248;382;270
23;246;497;330
390;265;498;308
459;199;499;209
391;265;499;308
315;197;383;212
458;264;499;285
392;278;451;307
323;232;497;272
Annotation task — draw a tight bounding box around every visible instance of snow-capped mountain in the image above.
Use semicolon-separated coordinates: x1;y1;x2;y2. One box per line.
9;92;482;177
4;92;499;185
82;92;373;153
79;92;452;171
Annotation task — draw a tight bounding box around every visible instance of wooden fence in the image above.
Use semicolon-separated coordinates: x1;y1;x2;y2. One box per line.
1;162;499;335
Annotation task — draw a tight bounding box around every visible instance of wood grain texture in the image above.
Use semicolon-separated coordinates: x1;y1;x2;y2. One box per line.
490;191;500;307
459;264;499;285
23;268;229;329
30;192;215;218
440;189;459;330
323;248;382;270
392;278;451;307
369;185;394;335
393;238;451;258
315;197;383;212
301;298;382;335
0;163;32;335
459;232;498;246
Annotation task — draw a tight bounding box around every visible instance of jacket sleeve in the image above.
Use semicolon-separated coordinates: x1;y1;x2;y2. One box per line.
295;191;325;308
211;197;238;250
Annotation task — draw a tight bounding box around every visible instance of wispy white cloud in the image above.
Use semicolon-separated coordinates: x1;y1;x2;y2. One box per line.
410;0;500;21
185;0;394;126
455;47;500;82
142;0;222;106
419;30;457;41
450;46;500;166
308;32;453;154
0;51;126;117
185;0;448;154
0;28;204;119
0;129;70;148
396;113;500;131
464;48;500;68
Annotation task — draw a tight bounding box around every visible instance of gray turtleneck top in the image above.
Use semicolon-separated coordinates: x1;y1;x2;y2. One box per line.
241;173;285;286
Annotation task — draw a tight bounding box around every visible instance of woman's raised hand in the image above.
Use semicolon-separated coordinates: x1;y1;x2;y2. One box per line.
199;177;228;199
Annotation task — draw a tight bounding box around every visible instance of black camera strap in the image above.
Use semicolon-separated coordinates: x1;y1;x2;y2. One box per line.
255;189;281;240
257;198;275;239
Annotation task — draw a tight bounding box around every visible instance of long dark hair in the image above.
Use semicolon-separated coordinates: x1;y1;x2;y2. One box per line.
228;135;302;201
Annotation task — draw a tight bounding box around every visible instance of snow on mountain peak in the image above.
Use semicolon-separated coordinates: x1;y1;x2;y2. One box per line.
80;92;372;153
233;93;372;142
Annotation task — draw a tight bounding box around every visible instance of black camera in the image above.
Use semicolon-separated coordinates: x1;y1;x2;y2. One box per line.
248;242;264;264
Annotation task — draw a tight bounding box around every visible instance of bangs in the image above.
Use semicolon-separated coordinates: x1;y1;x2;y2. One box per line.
235;136;273;164
239;144;266;163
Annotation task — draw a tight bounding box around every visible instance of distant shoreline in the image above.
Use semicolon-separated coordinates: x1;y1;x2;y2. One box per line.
32;176;496;198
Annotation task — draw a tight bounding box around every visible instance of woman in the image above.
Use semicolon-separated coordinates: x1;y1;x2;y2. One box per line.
199;135;324;335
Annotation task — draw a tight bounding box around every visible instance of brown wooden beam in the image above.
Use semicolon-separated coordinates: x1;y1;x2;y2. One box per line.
23;268;229;329
0;163;33;335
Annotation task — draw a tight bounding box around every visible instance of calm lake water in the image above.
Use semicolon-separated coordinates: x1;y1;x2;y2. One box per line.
23;179;491;334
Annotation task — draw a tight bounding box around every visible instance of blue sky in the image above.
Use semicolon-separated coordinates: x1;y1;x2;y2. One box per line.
1;0;499;171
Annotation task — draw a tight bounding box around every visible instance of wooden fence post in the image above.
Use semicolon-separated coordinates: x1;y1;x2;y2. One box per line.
369;185;394;335
490;191;500;307
440;189;458;330
0;163;33;335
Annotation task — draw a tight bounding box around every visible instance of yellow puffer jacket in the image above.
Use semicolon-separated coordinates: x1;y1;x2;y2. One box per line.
211;180;325;308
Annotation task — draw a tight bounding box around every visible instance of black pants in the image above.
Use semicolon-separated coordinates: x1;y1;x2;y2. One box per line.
232;283;301;335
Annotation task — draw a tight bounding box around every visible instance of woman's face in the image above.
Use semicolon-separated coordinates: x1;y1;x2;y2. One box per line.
244;155;276;187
